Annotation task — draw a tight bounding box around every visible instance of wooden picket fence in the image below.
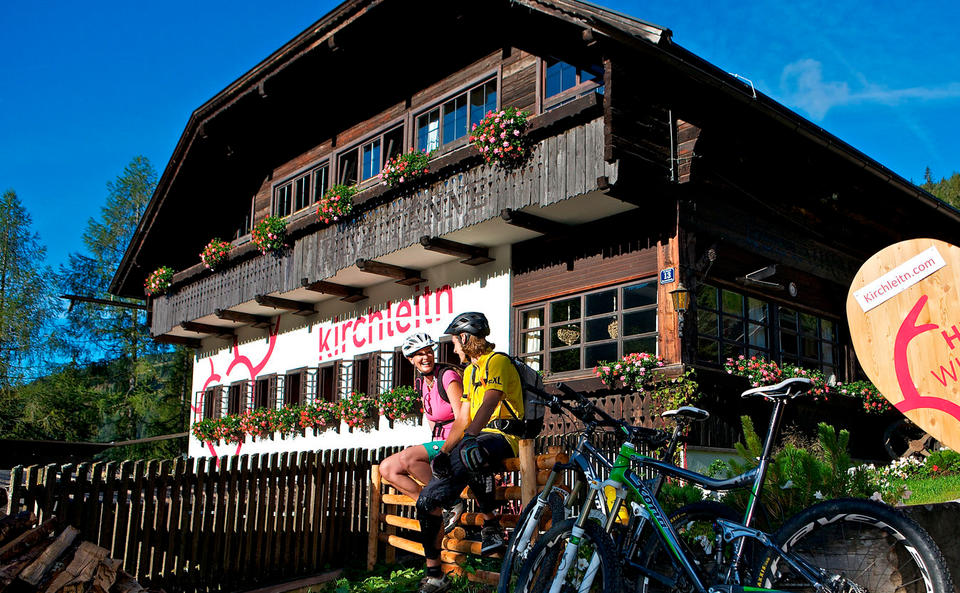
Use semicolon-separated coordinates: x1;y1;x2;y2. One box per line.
5;448;390;593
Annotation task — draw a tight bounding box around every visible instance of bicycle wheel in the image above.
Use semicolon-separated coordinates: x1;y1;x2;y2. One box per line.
632;501;741;593
499;489;567;593
515;517;622;593
753;498;953;593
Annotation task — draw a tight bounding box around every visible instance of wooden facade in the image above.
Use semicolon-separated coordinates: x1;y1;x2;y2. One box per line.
114;0;960;455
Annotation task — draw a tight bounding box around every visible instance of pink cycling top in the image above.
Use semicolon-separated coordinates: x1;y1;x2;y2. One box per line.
420;368;460;439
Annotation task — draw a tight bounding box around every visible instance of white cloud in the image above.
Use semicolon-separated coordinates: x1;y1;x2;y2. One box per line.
778;58;960;120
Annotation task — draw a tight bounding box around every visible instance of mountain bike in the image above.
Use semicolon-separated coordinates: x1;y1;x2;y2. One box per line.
515;377;954;593
498;384;720;593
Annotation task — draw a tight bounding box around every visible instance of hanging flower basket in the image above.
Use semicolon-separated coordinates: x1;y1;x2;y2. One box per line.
144;266;174;296
380;150;432;187
251;216;287;255
317;184;356;224
200;237;232;270
470;107;531;168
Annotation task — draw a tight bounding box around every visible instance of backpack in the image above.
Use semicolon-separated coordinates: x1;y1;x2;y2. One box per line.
484;352;545;439
415;362;464;404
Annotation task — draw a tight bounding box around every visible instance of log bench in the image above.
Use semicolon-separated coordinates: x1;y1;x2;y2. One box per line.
367;441;569;584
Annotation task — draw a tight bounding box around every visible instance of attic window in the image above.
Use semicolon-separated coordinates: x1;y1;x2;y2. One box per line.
543;59;603;110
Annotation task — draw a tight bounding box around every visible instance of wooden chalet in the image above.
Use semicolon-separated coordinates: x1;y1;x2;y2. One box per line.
110;0;960;458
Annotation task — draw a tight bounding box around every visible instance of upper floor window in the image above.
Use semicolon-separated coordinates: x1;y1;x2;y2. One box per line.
543;59;603;110
695;284;839;377
517;280;658;376
338;126;403;186
416;79;497;153
273;163;329;217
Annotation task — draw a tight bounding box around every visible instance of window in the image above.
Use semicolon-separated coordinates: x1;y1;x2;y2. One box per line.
338;127;403;186
416;79;497;153
352;351;381;395
273;163;329;217
254;375;277;409
438;337;458;365
227;381;247;415
284;368;306;407
695;284;839;376
317;361;341;402
202;386;223;420
517;280;658;375
543;59;603;109
393;346;415;389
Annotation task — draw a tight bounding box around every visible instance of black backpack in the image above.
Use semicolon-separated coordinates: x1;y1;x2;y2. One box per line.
414;362;465;404
483;352;545;439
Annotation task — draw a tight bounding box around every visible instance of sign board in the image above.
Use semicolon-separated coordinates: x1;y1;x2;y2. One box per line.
659;268;675;285
846;238;960;452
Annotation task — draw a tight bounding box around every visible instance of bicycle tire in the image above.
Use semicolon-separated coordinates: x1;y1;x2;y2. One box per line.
515;517;622;593
498;489;567;593
753;497;953;593
632;500;741;593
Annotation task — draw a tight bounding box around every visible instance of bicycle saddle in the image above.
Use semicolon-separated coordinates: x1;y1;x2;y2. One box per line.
661;406;710;422
741;377;813;399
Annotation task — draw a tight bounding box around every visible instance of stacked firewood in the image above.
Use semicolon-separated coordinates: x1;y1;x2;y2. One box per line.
0;511;162;593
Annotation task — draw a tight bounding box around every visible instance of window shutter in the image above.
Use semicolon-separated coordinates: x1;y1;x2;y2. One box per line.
332;360;342;400
268;376;278;409
368;351;381;394
213;386;223;418
299;368;307;404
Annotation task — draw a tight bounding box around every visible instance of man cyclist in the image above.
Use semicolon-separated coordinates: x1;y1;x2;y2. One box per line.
415;312;524;593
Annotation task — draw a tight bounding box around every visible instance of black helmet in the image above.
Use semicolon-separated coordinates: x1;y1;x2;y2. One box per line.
444;312;490;338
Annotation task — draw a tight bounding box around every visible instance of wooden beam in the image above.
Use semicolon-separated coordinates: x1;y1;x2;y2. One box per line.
301;278;367;303
215;308;273;328
255;294;316;316
153;335;202;349
61;294;147;311
180;321;236;338
500;208;569;235
419;236;494;266
355;259;425;286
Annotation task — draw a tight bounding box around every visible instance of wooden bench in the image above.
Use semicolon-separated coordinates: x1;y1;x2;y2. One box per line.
367;441;569;584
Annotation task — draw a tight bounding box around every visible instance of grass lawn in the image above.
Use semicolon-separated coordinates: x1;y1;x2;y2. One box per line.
901;474;960;505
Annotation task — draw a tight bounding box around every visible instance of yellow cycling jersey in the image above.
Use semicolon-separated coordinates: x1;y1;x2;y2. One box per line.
462;351;524;455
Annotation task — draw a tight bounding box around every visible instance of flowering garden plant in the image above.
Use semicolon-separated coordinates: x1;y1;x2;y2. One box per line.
339;391;377;429
251;216;287;255
835;379;892;414
192;414;245;445
379;385;420;421
595;352;700;415
200;238;232;270
470;107;531;168
380;150;432;187
317;184;356;224
144;266;174;296
300;400;339;430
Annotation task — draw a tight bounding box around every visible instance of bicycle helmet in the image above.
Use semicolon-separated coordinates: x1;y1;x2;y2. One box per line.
443;312;490;338
401;332;437;356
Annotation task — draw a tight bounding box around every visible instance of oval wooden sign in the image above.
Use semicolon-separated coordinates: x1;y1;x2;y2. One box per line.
846;238;960;452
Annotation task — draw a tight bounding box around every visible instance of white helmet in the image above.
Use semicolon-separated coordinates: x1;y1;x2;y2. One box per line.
401;332;436;356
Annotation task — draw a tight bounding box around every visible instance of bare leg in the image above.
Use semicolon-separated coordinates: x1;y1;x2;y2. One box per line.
381;445;430;501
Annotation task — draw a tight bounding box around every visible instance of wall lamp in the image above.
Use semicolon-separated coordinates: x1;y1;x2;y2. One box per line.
670;282;691;338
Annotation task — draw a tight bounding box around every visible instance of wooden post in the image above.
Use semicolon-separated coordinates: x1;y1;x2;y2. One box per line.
518;439;537;506
367;464;382;570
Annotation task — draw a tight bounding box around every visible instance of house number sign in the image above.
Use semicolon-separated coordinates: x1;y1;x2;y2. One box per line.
659;268;675;285
846;238;960;451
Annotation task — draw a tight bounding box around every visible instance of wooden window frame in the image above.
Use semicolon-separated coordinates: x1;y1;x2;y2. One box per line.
393;346;416;390
437;336;458;365
227;380;248;416
694;283;841;377
271;162;330;220
540;57;604;112
254;374;278;410
202;385;223;420
317;360;342;403
334;123;405;189
414;76;498;155
284;367;308;408
515;279;659;379
351;351;382;396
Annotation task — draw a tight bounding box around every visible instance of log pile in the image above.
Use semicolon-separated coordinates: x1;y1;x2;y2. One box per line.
0;511;162;593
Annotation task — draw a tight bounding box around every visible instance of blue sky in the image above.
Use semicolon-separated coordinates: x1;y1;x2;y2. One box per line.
3;0;959;274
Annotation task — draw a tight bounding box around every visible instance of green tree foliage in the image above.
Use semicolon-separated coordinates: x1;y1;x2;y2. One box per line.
920;168;960;209
0;189;57;388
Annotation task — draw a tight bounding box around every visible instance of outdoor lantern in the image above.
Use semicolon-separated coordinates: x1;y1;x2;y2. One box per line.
670;282;691;337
